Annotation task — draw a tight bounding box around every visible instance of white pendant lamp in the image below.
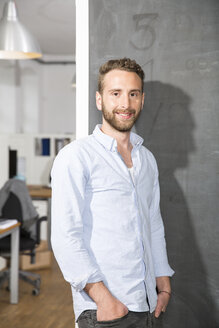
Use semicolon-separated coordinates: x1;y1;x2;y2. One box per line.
0;1;42;59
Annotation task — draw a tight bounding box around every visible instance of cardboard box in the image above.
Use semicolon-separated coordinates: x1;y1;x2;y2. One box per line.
19;241;52;270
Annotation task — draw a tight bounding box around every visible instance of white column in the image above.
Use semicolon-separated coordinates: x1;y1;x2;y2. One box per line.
75;0;89;139
75;2;89;325
10;226;20;304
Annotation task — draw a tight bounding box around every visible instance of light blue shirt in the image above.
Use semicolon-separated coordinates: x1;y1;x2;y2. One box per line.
51;125;174;321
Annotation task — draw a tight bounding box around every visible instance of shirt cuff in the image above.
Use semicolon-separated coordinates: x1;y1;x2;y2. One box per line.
71;271;103;292
154;262;175;277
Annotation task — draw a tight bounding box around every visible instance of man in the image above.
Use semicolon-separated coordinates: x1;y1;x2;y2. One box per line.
51;58;174;328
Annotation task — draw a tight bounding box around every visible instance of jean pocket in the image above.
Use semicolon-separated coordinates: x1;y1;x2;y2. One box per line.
95;311;130;327
77;310;95;328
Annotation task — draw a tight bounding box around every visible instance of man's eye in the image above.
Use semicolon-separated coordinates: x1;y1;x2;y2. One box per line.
130;93;137;97
113;92;119;96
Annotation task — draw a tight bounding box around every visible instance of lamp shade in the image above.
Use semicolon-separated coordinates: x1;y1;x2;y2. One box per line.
0;1;42;59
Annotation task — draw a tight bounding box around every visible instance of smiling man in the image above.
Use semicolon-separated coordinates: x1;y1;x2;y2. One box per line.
51;58;174;328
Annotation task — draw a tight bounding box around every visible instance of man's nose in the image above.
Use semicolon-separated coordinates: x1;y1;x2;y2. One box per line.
119;94;130;109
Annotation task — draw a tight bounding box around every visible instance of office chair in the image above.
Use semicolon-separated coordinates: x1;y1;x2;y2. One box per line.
0;190;47;295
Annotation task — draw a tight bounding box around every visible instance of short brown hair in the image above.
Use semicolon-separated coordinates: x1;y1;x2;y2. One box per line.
98;57;145;94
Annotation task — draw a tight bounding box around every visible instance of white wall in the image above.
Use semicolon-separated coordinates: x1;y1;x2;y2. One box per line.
75;0;89;139
0;59;76;134
0;61;17;132
40;63;76;134
20;61;40;133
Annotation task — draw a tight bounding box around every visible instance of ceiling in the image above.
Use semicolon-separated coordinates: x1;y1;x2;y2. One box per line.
0;0;76;59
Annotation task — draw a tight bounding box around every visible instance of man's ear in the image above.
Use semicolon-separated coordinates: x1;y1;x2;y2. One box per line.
96;91;102;111
141;92;145;110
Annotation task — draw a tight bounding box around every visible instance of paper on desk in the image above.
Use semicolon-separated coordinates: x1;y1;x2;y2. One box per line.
0;219;18;230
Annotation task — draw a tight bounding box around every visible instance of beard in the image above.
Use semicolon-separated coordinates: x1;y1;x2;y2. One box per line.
102;103;142;132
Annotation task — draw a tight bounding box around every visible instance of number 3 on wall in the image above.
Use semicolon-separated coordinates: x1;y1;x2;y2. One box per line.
130;13;158;50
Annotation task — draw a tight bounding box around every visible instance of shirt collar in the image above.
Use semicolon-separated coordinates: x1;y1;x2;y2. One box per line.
93;124;144;152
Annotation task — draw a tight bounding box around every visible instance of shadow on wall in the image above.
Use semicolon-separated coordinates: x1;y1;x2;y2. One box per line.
135;81;218;328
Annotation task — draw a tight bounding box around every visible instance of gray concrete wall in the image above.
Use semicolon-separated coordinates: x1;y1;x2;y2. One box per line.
89;1;219;327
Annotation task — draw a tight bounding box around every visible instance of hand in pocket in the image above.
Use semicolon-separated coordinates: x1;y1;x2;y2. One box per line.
97;296;129;322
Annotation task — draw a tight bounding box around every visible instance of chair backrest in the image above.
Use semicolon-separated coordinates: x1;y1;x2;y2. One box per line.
0;179;38;241
2;192;23;224
0;191;38;263
2;192;33;240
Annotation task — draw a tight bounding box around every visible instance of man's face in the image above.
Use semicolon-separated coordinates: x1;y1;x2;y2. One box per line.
96;69;144;132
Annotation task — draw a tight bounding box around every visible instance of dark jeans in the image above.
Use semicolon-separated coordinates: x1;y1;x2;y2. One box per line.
77;310;163;328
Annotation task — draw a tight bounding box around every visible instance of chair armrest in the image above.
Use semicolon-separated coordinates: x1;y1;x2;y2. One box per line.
36;216;47;245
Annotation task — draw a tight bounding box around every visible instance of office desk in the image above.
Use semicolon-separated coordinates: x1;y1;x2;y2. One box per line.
0;222;20;304
27;185;51;248
27;185;51;199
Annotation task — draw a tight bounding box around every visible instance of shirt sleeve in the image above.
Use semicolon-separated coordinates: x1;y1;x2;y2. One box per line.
51;144;103;292
149;155;175;278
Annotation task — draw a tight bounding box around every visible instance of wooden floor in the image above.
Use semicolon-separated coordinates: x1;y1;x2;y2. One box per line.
0;255;75;328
